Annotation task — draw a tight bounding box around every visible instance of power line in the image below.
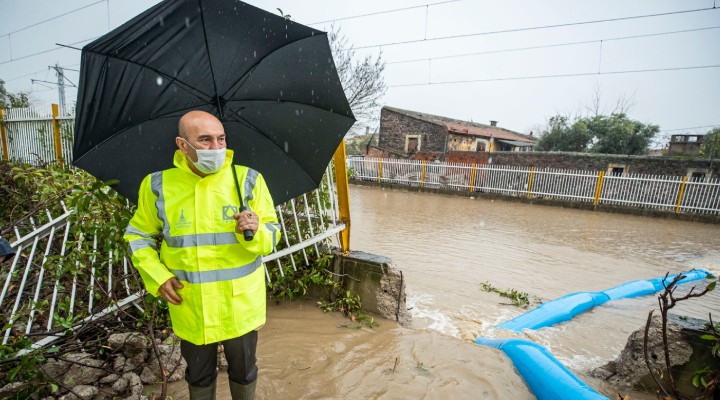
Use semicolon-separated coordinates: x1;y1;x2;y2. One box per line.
0;0;107;37
661;125;719;132
386;26;720;65
353;6;718;50
389;64;720;87
308;0;462;25
0;37;99;66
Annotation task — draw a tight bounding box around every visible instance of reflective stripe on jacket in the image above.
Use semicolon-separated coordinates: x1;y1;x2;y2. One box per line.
124;149;281;345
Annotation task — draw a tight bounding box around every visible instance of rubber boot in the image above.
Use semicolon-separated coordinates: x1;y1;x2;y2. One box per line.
229;379;256;400
188;381;216;400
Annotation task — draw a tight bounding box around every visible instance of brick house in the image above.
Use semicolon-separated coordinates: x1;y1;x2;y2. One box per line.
668;134;705;156
370;106;536;161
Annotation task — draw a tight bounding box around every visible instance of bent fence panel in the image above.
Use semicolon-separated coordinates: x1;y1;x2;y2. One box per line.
347;157;720;215
2;166;345;354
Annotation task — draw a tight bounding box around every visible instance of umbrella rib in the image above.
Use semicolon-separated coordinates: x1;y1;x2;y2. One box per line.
220;32;329;104
83;48;212;101
197;0;223;117
224;107;317;184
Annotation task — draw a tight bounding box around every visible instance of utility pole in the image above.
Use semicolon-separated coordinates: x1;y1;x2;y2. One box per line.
51;64;66;115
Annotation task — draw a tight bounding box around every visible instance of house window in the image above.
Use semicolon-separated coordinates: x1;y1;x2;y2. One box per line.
687;168;711;181
405;135;421;153
672;135;685;142
607;163;627;176
475;139;488;152
688;136;698;142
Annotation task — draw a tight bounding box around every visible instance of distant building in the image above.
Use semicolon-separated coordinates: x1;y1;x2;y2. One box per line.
668;134;704;156
370;106;536;160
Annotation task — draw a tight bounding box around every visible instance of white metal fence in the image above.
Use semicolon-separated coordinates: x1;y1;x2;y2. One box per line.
0;106;74;164
347;157;720;215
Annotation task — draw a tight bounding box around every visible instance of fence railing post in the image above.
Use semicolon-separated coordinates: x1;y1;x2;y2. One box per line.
675;176;688;214
378;158;383;183
469;163;476;192
421;160;426;188
51;104;63;166
332;141;351;253
0;109;8;161
593;171;605;205
526;166;535;198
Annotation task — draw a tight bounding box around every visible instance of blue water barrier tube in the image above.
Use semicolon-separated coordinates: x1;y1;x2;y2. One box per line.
475;337;608;400
499;269;712;332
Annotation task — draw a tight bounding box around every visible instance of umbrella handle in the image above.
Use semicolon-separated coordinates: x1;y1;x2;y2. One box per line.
232;165;254;241
240;206;254;242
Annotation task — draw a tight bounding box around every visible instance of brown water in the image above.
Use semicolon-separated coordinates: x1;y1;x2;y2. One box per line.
164;185;720;399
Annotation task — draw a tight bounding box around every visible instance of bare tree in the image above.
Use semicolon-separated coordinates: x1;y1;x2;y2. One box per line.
328;25;386;135
583;83;636;117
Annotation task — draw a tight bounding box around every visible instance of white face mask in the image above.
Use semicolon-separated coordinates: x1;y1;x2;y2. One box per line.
181;138;226;174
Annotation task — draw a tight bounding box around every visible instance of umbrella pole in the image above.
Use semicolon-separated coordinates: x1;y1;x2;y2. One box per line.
332;141;351;253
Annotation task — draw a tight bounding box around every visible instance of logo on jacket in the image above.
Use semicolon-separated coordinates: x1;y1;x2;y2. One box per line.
175;208;192;229
222;204;238;222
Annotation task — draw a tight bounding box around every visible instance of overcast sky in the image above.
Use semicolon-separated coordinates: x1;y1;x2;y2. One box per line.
1;0;718;145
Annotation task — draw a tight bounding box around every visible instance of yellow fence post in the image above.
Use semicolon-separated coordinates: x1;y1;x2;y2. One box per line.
526;166;535;198
675;176;688;214
469;163;476;193
593;171;605;206
421;160;426;188
0;109;8;161
332;141;351;253
378;158;383;183
51;104;64;166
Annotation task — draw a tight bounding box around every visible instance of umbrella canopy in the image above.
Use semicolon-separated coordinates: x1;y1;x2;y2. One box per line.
73;0;355;205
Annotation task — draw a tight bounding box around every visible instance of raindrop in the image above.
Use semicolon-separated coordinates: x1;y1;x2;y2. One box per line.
311;90;314;95
294;109;300;116
280;90;283;96
253;50;257;58
185;17;191;28
284;142;289;153
159;16;165;27
156;76;164;86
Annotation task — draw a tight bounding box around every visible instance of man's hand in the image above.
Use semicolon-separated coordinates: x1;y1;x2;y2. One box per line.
233;209;258;235
159;277;184;305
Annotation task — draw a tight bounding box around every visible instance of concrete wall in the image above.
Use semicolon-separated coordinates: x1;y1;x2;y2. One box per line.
332;250;411;326
380;108;447;155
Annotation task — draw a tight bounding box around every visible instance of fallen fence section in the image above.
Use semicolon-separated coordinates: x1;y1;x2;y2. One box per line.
2;167;345;354
347;157;720;215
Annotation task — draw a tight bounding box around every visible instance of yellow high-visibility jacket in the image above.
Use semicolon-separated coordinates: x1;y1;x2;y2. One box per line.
124;149;281;345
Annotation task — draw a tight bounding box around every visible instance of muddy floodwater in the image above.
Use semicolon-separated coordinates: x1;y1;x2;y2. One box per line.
164;185;720;399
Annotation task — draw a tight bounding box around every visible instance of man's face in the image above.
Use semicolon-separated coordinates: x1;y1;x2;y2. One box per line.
176;115;226;162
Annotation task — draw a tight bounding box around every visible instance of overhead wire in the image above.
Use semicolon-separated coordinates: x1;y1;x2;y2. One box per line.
0;37;100;66
351;6;719;50
0;0;107;37
307;0;462;25
661;125;720;132
386;26;720;65
389;65;720;87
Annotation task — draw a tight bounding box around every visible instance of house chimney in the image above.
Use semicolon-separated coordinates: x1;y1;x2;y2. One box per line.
490;120;497;127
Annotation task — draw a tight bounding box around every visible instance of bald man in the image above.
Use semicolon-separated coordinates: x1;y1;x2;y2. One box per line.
124;110;281;400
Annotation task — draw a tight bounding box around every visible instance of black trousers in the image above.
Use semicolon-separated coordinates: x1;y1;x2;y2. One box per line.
180;330;258;387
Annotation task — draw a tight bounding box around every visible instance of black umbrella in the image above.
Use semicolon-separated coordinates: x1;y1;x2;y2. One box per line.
73;0;355;205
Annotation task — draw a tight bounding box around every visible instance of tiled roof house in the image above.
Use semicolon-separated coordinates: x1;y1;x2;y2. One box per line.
372;106;536;160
